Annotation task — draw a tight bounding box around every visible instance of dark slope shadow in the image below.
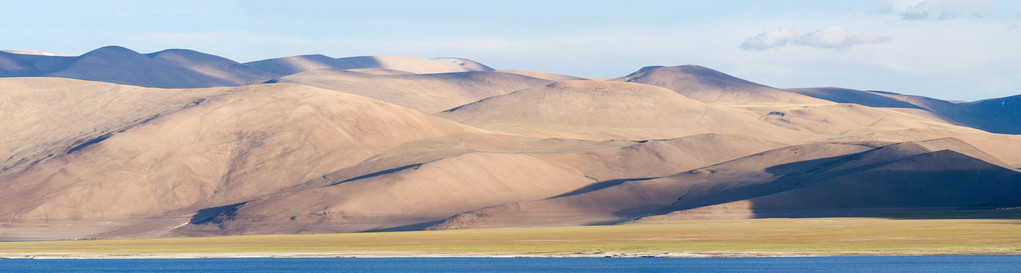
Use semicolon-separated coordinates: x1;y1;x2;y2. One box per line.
361;220;446;233
334;56;387;70
791;88;923;109
326;163;422;187
65;133;112;155
596;149;889;223
745;150;1021;220
629;149;1021;221
961;95;1021;134
654;149;880;215
549;177;656;199
861;208;1021;220
795;88;1021;135
190;202;247;225
0;51;76;76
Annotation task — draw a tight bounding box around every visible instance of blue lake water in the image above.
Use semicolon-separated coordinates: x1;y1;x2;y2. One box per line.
1;255;1019;272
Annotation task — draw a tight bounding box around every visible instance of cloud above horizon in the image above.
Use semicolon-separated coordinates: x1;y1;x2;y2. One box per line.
880;0;994;20
796;27;891;48
740;26;890;50
739;27;797;51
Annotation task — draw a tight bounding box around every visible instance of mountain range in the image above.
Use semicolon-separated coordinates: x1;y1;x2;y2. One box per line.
0;46;1018;240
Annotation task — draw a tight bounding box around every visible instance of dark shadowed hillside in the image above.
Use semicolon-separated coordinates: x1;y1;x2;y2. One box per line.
789;87;1021;134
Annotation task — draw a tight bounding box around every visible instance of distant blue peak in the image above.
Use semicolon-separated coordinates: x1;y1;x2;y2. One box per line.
81;45;140;57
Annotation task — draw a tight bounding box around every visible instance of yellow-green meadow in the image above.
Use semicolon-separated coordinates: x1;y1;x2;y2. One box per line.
3;217;1020;258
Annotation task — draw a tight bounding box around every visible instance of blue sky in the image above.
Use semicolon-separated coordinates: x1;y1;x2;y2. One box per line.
2;0;1020;101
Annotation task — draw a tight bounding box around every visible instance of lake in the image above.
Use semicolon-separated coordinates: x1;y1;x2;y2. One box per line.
2;255;1019;272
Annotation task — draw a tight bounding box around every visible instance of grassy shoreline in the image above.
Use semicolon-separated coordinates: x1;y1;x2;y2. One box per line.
2;217;1020;259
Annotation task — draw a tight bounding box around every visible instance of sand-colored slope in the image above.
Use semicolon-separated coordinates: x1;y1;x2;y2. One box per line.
0;77;223;175
431;138;1019;229
429;141;882;229
432;57;495;72
616;65;829;104
242;54;339;75
271;69;552;113
536;134;786;182
870;91;968;117
0;82;488;221
245;55;492;76
342;68;416;75
832;128;1021;168
178;152;596;235
496;69;586;81
750;103;978;137
438;80;798;141
335;56;492;74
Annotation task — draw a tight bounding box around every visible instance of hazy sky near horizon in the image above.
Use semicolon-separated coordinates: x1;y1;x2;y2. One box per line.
2;0;1020;101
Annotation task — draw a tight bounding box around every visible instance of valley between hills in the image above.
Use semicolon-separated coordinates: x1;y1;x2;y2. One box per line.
0;46;1019;247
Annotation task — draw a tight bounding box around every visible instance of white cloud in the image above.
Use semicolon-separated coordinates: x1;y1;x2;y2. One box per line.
902;1;930;20
741;26;889;51
739;27;797;51
797;27;891;49
880;0;994;20
797;27;852;48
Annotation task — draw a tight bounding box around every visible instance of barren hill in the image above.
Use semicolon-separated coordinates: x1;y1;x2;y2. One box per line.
432;57;495;72
0;46;277;88
0;80;491;224
535;134;787;182
496;69;585;81
270;69;552;113
1;48;1019;240
0;47;497;90
178;153;596;235
0;77;637;239
0;78;222;176
616;65;829;104
751;103;975;137
438;80;799;141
